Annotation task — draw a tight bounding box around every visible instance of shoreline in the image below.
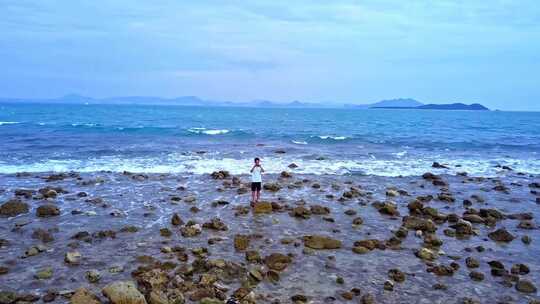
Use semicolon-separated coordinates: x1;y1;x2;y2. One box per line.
1;171;539;303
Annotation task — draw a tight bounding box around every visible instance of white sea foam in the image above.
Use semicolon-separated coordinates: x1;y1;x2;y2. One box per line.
292;140;308;145
0;121;20;126
1;155;539;177
316;135;348;140
188;128;230;135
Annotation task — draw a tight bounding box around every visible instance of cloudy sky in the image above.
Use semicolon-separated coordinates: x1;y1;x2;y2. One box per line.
1;0;539;110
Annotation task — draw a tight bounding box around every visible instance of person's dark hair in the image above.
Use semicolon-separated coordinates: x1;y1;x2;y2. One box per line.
254;157;260;162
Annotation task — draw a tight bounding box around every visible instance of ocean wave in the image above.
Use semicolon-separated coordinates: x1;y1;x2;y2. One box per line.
0;121;20;126
292;140;308;145
188;128;230;135
1;155;538;177
71;123;99;127
313;135;348;140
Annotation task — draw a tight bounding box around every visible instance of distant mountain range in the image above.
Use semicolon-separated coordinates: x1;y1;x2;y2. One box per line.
0;95;489;110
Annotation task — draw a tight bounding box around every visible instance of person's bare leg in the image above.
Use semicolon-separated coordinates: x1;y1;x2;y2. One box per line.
251;191;256;203
256;190;261;202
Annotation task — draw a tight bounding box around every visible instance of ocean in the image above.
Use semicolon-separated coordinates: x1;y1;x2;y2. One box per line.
1;103;539;176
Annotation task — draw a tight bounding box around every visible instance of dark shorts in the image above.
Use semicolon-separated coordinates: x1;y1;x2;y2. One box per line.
251;182;262;191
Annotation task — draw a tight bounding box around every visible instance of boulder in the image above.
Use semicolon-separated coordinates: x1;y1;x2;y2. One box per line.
290;206;311;219
263;182;282;192
264;253;292;271
31;228;54;243
310;205;330;215
0;199;29;217
102;281;147;304
210;171;229;179
402;216;437;232
252;201;273;214
516;279;537;293
416;248;437;261
234;235;250;251
488;228;515;242
36;204;60;217
202;218;228;231
372;201;399;216
462;214;484;224
71;287;101;304
303;235;342;249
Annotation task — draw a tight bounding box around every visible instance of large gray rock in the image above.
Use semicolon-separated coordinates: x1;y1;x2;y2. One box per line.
102;281;147;304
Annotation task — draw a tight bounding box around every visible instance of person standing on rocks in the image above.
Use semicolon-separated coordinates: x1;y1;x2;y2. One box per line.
250;157;264;204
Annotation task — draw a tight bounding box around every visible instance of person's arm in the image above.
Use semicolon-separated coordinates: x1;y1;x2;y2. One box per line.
260;166;265;173
250;165;256;173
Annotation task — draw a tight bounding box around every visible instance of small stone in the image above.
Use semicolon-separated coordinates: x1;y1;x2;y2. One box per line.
35;267;53;279
522;235;532;244
65;251;82;265
160;228;172;237
171;213;183;226
86;269;101;283
469;271;484;281
383;280;394;291
466;257;480;268
416;248;437;261
234;235;250;251
388;268;405;282
352;246;369;254
511;263;530;275
516;279;537;293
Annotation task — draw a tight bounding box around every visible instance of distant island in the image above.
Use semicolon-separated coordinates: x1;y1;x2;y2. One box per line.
372;102;489;111
345;98;489;111
0;95;489;110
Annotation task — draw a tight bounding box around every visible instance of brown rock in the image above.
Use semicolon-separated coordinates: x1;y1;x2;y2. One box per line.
102;281;147;304
171;213;183;226
388;268;405;282
234;235;250;251
71;287;101;304
310;205;330;215
488;228;515;242
252;201;273;214
0;199;29;217
372;201;399;216
36;204;60;217
263;182;282;192
264;253;292;271
303;235;342;249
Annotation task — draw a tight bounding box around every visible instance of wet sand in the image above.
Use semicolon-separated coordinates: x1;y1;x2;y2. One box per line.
0;170;539;304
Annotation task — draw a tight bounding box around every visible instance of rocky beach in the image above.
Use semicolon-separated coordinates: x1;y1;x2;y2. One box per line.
1;168;539;304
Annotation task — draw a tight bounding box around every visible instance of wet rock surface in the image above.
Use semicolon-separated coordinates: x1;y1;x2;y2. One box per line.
0;172;539;303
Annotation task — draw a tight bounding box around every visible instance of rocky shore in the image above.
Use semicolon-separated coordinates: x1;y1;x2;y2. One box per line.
0;169;539;304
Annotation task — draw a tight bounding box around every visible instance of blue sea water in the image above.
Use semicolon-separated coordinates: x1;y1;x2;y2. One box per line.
0;103;539;176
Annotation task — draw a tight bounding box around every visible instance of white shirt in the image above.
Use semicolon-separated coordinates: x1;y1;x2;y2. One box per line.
251;166;262;182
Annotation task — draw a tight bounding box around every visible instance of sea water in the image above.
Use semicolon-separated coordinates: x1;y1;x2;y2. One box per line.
1;103;539;176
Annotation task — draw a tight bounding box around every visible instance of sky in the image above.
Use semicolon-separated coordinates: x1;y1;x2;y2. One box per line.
1;0;539;110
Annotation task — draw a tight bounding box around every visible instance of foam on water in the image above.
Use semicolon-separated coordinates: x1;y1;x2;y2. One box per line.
0;121;20;125
0;154;538;177
188;127;230;135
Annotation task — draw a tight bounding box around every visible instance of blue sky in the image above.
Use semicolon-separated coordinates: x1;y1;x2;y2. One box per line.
1;1;539;110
